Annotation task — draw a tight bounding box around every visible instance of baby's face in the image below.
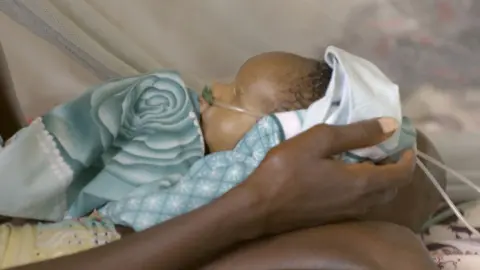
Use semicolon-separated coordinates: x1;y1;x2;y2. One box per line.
199;72;272;153
199;51;313;153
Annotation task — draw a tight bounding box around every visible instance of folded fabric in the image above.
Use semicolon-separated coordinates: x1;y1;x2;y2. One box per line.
0;71;205;221
100;115;282;230
276;46;407;162
101;115;415;231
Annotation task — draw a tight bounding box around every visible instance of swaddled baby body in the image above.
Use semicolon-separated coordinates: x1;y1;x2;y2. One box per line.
0;47;444;267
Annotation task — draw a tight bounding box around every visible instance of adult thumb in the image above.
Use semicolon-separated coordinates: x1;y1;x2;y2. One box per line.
309;117;399;157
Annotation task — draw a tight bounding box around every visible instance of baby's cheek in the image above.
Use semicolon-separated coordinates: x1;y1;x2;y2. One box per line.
212;120;244;151
224;117;258;146
202;107;258;152
215;117;244;148
201;117;233;152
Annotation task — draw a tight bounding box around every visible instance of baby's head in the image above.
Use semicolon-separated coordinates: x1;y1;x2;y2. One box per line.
199;52;444;232
200;52;332;152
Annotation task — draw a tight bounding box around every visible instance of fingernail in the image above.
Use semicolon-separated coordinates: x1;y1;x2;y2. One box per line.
378;117;398;134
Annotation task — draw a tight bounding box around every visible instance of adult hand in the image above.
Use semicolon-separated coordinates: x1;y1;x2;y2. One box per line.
242;117;416;235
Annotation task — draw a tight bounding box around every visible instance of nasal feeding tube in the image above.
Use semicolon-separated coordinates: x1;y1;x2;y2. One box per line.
202;86;480;236
201;86;265;118
416;151;480;237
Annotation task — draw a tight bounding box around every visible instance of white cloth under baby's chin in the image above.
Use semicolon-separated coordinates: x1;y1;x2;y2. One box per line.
275;46;403;161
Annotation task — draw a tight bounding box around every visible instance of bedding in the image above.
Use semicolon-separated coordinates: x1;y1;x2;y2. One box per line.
423;201;480;269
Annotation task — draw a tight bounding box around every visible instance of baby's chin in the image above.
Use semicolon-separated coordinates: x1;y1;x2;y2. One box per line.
199;117;211;154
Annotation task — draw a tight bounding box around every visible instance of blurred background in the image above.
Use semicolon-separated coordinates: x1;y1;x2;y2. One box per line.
0;0;479;132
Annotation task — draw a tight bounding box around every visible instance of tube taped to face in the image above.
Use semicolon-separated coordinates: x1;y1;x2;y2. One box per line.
201;85;265;118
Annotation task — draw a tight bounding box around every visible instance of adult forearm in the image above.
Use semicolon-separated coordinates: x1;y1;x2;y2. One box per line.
13;186;262;270
12;118;415;270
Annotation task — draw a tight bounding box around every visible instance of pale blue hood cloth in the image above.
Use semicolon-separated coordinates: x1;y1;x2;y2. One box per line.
0;71;205;221
100;46;417;231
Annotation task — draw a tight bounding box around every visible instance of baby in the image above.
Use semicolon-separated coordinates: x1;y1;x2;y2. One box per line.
199;51;332;152
0;49;444;267
99;50;443;233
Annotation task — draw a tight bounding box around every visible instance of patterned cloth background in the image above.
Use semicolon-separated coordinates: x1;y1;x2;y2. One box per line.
423;201;480;269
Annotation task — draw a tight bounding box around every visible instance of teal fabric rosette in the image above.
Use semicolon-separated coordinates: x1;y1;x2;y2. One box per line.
0;71;204;221
53;71;205;217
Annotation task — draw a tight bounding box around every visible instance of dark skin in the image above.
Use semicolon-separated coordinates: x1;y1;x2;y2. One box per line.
200;131;441;270
10;119;433;270
362;131;444;232
201;52;445;233
1;44;438;269
0;48;443;232
202;221;437;270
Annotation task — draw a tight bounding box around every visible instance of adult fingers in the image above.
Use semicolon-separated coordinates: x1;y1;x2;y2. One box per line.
365;188;399;206
308;117;399;158
344;188;399;216
348;149;416;192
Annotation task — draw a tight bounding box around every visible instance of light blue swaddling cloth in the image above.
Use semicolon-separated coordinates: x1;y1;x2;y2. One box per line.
100;116;283;230
0;71;205;221
101;46;417;231
101;115;416;231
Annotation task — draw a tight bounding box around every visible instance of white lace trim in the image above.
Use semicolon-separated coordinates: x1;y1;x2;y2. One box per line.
31;118;74;181
188;111;205;154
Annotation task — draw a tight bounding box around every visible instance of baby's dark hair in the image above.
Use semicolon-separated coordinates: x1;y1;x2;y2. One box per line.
276;60;332;112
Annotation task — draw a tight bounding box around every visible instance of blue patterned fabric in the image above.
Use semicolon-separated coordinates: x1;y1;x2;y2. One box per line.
0;71;204;221
0;68;416;227
57;72;205;217
100;116;283;230
100;115;417;231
